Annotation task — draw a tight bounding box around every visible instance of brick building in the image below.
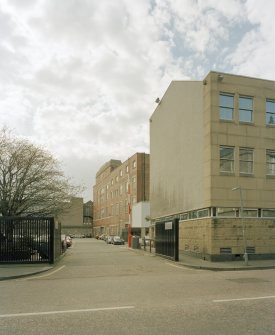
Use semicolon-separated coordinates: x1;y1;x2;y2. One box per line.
93;153;150;238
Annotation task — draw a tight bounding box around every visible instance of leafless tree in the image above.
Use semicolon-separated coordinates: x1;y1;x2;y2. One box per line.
0;128;80;217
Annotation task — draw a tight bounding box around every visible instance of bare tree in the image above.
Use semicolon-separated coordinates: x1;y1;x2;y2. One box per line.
0;128;80;217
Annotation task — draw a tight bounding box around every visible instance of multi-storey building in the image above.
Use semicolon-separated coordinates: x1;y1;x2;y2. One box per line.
150;71;275;261
58;197;92;237
93;153;150;237
83;200;93;226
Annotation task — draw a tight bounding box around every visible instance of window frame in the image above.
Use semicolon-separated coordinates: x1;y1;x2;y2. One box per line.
266;99;275;125
239;95;253;123
219;93;234;121
262;209;275;218
217;207;237;217
220;146;235;173
266;149;275;176
239;147;254;175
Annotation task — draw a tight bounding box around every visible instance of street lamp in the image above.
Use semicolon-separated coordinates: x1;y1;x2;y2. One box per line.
232;187;248;265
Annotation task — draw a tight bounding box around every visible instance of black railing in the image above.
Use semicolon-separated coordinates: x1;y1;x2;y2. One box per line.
155;218;179;261
0;217;61;264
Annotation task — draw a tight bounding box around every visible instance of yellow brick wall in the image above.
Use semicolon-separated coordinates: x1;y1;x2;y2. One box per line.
179;218;275;260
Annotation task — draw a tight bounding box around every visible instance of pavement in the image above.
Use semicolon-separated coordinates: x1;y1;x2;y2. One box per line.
178;253;275;271
132;246;275;271
1;247;275;281
0;264;54;281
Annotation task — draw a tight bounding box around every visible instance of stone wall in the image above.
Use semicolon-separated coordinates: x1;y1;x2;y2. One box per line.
179;218;275;261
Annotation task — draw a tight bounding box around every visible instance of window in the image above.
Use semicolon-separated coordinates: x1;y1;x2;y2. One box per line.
239;148;253;174
219;94;234;120
189;211;198;219
126;165;129;173
197;209;209;218
180;213;188;221
242;209;258;217
262;209;275;217
220;146;234;173
239;96;253;122
266;150;275;175
120;170;123;177
132;160;136;168
266;99;275;125
217;208;237;217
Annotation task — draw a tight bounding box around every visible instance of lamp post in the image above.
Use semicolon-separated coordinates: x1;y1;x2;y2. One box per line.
232;187;248;265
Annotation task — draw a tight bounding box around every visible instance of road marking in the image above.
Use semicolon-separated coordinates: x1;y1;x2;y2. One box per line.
25;265;66;280
213;295;275;303
0;306;135;318
165;262;202;271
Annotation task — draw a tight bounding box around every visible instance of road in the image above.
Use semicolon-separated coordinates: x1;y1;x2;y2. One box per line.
0;239;275;335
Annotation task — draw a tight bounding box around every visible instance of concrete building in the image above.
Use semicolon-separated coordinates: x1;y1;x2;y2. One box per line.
83;200;93;226
58;197;92;237
93;153;150;238
132;201;150;237
150;71;275;261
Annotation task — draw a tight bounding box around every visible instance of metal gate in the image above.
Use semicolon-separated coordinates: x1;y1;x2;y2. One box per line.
0;217;58;263
155;218;179;261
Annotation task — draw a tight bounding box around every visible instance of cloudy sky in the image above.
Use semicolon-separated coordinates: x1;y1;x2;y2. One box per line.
0;0;275;201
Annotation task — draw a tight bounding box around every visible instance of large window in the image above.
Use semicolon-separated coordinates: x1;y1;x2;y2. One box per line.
217;208;237;217
266;150;275;176
262;209;275;217
239;96;253;122
242;209;258;217
239;148;253;174
220;146;234;173
219;94;234;120
266;99;275;125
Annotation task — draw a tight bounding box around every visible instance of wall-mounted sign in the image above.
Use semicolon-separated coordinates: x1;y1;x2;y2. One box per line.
165;221;173;230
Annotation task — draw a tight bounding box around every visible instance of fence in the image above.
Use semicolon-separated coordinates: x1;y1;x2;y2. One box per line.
0;217;62;264
155;218;179;261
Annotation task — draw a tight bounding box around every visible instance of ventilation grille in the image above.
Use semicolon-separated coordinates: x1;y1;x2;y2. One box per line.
220;247;232;254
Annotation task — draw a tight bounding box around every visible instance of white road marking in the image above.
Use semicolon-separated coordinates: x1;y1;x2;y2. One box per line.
0;306;135;318
165;262;202;271
213;295;275;303
24;265;66;280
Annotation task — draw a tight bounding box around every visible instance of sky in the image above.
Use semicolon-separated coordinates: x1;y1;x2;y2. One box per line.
1;0;275;201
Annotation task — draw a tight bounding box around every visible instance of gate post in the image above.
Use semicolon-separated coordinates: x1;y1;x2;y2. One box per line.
49;219;55;264
174;218;179;261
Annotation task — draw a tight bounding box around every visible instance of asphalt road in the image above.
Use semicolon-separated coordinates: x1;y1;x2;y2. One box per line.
0;239;275;335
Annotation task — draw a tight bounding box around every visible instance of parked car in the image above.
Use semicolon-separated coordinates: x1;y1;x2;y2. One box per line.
112;236;125;245
65;235;72;247
106;235;114;244
61;234;67;252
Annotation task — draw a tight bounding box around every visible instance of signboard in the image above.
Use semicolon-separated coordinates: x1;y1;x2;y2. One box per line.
165;221;173;230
